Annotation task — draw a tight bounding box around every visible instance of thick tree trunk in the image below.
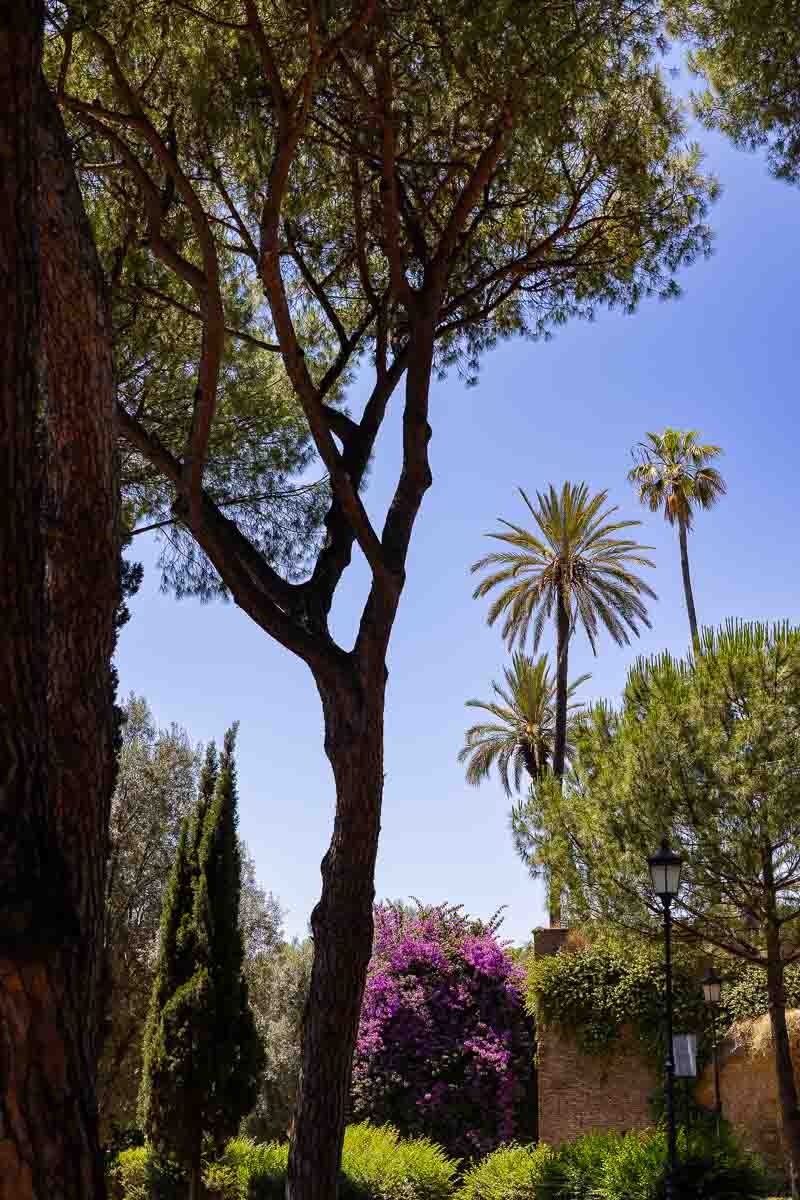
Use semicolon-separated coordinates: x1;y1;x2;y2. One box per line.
286;672;385;1200
548;589;571;927
678;517;698;646
766;924;800;1197
0;40;118;1198
189;1145;202;1200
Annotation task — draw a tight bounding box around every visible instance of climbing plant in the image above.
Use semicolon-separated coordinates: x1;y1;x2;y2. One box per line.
526;939;709;1064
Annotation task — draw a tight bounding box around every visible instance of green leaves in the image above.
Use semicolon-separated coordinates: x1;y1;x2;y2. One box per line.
667;0;800;185
139;720;265;1167
459;652;589;795
471;482;657;654
525;620;800;963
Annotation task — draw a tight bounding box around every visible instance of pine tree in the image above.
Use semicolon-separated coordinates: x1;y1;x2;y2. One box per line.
138;727;264;1199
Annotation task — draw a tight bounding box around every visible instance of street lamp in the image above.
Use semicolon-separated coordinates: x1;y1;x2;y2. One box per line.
648;839;684;1200
702;966;723;1136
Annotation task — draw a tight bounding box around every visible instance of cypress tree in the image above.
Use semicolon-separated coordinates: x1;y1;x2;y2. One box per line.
195;724;264;1152
138;727;264;1199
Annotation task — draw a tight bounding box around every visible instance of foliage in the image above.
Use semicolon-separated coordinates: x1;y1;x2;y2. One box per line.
351;901;535;1161
101;697;281;1138
242;937;314;1144
471;483;656;656
667;0;800;185
720;962;800;1035
45;0;718;607
454;1126;768;1200
110;1125;457;1200
453;1143;558;1200
627;429;726;530
139;725;265;1173
458;653;589;795
514;621;800;1180
513;621;800;961
100;695;199;1132
525;940;708;1062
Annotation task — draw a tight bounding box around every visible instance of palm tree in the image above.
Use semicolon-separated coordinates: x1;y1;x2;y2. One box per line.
471;482;656;785
627;429;726;644
458;652;589;797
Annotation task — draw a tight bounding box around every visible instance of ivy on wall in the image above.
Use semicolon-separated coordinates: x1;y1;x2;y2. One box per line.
526;934;800;1073
526;941;710;1066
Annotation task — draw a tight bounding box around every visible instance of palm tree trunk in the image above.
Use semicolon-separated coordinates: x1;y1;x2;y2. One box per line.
678;517;698;645
548;589;571;928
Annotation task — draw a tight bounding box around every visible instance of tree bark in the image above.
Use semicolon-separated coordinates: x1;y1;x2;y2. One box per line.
548;588;571;927
286;668;385;1200
678;517;698;646
766;923;800;1196
0;36;118;1197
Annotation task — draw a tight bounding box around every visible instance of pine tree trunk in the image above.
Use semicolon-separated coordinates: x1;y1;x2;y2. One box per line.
766;923;800;1196
678;517;698;646
0;39;118;1198
189;1147;202;1200
548;589;571;927
286;672;385;1200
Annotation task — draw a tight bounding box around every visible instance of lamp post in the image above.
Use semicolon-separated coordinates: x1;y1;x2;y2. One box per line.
648;838;684;1200
702;966;723;1137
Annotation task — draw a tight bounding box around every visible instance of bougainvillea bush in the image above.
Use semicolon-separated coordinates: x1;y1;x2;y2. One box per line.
350;901;535;1162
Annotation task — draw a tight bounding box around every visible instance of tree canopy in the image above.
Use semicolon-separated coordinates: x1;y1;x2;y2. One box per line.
45;0;717;636
668;0;800;185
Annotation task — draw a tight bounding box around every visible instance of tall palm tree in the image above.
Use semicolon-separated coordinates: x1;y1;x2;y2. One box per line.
627;429;726;644
458;652;589;797
471;482;656;785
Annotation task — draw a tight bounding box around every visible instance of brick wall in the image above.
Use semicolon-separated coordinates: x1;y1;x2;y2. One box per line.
532;928;658;1146
537;1024;659;1145
695;1028;791;1184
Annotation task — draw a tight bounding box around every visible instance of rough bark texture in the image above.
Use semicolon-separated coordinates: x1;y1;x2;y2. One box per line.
678;517;698;645
286;673;385;1200
0;34;118;1198
766;924;800;1197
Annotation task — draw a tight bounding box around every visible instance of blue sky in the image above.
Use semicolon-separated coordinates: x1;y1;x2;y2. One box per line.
116;66;800;949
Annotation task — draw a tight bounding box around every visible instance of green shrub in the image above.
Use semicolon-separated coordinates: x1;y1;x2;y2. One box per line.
339;1122;458;1200
455;1127;768;1200
108;1146;149;1200
454;1143;558;1200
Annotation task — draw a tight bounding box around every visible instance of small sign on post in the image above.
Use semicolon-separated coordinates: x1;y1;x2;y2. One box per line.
673;1033;698;1078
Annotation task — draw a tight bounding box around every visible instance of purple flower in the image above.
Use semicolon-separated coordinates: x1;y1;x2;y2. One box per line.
351;901;535;1161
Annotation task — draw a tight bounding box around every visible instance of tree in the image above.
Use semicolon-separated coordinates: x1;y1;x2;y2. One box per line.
350;901;535;1161
47;5;716;1193
471;483;655;924
244;938;314;1144
1;4;119;1194
517;622;800;1195
627;428;725;644
458;652;588;794
667;0;800;186
102;705;281;1137
101;697;199;1133
139;726;264;1200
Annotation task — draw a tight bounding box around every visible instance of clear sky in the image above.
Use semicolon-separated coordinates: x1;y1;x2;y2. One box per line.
116;64;800;949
